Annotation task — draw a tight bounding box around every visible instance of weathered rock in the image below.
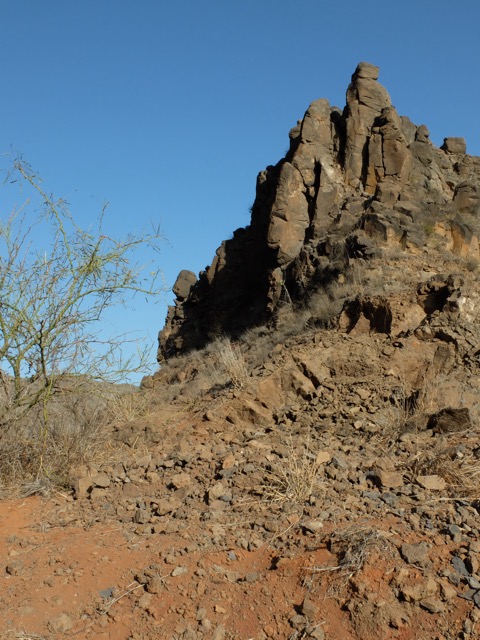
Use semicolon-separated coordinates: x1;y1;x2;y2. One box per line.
158;62;480;361
372;468;404;489
400;541;430;567
401;576;438;602
172;270;197;300
442;137;467;155
48;613;73;633
427;407;472;433
416;475;447;491
267;162;309;265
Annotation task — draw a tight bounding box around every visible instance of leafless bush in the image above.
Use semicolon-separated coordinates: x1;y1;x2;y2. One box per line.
104;388;150;424
0;384;114;492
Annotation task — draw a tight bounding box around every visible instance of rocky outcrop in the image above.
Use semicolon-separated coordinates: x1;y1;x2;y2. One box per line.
158;62;480;360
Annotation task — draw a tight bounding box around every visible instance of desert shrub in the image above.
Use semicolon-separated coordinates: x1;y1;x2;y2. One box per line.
0;157;164;490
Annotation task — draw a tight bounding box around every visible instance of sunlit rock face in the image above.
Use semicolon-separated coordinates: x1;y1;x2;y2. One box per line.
158;62;479;360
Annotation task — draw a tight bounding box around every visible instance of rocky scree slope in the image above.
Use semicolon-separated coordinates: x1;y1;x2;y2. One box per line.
133;62;480;636
5;62;480;640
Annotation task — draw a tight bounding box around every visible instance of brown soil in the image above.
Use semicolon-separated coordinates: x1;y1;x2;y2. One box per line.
1;372;479;640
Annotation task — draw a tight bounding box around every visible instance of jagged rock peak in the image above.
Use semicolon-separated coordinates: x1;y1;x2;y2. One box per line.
158;62;479;361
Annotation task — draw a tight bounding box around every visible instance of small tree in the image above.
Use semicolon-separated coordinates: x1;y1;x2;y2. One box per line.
0;157;164;485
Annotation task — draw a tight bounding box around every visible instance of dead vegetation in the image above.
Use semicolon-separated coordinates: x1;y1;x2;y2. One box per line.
254;438;324;512
0;384;148;495
306;526;393;586
404;430;480;500
207;336;250;389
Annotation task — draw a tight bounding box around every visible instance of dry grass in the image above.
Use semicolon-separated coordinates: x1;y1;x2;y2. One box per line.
208;337;249;389
257;438;323;509
104;388;150;423
0;386;117;495
404;430;480;500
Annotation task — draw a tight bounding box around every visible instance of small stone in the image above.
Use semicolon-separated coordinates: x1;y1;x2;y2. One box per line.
209;499;225;511
201;618;212;632
196;606;207;621
244;572;260;583
417;475;446;491
134;508;150;524
171;566;188;577
214;605;227;614
138;592;153;609
146;576;164;594
374;468;404;489
467;576;480;590
263;624;276;638
439;580;457;601
304;520;324;534
447;524;463;542
452;556;469;577
5;562;22;576
420;597;446;614
208;483;225;502
401;576;437;602
135;454;152;468
170;472;191;489
212;625;226;640
301;597;316;618
92;472;111;488
48;613;73;633
74;476;93;499
315;451;331;465
89;488;108;501
156;498;182;515
331;455;348;470
400;541;430;567
289;614;307;629
222;454;236;470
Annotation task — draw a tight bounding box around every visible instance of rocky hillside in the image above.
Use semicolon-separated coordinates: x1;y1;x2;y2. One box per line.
3;63;480;640
159;61;480;361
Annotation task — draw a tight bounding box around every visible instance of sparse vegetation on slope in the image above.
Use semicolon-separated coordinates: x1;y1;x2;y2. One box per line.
0;158;164;491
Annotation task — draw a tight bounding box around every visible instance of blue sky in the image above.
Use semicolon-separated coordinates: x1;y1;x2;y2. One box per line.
1;0;480;381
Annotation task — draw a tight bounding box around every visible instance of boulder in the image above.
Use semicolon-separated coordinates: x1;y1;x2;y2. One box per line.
442;137;466;155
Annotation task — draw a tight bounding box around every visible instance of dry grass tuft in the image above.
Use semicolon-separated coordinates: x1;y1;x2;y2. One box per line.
104;388;150;424
328;526;389;577
208;337;249;389
257;439;323;509
405;432;480;500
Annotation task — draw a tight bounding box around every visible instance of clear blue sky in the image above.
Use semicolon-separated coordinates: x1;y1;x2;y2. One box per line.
2;0;480;381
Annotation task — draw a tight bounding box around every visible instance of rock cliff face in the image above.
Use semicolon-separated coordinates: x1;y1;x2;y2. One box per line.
158;62;480;360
